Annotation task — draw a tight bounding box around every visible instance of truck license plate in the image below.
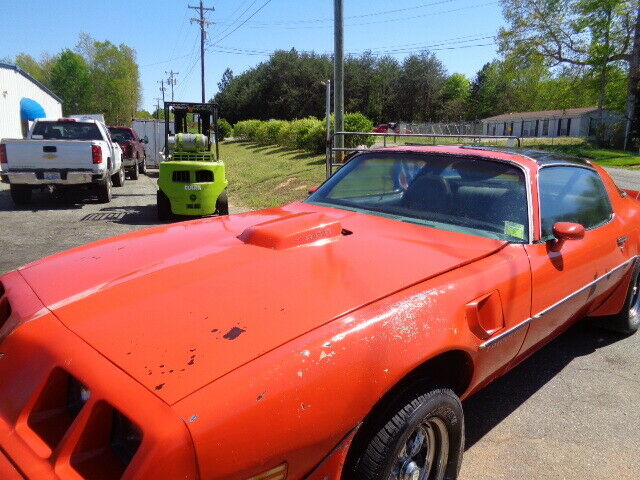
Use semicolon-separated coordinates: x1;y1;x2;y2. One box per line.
43;172;61;180
185;185;202;191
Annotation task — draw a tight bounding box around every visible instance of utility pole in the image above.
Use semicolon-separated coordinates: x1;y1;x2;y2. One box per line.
155;97;162;119
334;0;344;161
158;79;166;103
165;70;179;102
322;80;331;178
189;1;215;103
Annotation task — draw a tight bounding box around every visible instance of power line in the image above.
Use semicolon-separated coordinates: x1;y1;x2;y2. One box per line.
212;1;498;30
208;0;260;44
208;0;273;47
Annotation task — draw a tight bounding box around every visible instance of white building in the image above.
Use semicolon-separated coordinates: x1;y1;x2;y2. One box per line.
0;63;63;140
482;107;623;139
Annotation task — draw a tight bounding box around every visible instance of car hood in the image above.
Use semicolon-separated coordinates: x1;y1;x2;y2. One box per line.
17;202;506;404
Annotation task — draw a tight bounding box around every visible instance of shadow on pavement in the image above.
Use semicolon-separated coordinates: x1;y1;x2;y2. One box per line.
85;204;161;226
0;186;99;211
463;321;628;450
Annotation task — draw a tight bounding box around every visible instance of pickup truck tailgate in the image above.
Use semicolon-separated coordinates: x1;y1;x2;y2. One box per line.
4;140;95;170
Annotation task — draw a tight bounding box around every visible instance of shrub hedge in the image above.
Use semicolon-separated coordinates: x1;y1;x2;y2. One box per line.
234;113;374;154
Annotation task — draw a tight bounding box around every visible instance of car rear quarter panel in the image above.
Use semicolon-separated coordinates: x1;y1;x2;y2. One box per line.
174;245;532;479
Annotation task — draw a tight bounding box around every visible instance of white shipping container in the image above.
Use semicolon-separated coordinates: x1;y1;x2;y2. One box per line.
131;119;174;167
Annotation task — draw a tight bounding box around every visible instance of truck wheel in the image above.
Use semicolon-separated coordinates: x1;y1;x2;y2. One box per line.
130;160;139;180
10;185;32;205
157;190;171;220
139;156;147;175
112;167;125;187
594;263;640;335
345;388;464;480
97;176;112;203
216;190;229;215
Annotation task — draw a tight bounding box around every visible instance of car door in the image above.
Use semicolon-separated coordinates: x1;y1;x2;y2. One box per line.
519;165;627;355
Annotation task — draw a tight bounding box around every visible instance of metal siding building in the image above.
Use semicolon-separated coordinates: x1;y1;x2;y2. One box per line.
481;107;623;139
0;63;63;141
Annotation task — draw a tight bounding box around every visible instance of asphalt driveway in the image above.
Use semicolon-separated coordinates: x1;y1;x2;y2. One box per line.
0;168;638;479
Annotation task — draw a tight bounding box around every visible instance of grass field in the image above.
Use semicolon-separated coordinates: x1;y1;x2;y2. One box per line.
220;139;640;210
220;141;326;209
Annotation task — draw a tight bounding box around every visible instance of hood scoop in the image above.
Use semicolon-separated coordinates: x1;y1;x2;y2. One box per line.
238;212;345;250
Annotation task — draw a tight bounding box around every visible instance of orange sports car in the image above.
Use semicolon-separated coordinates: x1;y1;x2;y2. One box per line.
1;145;639;480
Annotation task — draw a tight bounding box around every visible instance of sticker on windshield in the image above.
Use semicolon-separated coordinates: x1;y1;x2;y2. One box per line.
504;221;525;239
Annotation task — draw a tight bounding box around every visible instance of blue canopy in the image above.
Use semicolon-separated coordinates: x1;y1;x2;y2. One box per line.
20;97;46;121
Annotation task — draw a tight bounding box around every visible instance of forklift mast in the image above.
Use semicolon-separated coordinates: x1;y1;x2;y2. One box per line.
164;101;220;157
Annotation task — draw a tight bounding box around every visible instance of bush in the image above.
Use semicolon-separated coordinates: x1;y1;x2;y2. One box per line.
288;117;321;150
344;112;374;147
234;119;262;140
256;120;288;145
217;118;233;139
301;121;326;153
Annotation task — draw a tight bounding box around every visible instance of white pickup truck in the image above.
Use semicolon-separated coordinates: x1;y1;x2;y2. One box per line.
0;118;125;205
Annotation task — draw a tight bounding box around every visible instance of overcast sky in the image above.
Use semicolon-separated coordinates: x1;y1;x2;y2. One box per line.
2;0;506;112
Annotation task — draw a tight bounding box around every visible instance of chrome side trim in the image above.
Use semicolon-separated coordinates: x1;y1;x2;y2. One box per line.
479;255;638;349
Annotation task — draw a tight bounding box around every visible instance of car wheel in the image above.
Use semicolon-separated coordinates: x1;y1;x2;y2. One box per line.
97;176;112;203
112;167;125;187
157;190;171;220
216;190;229;215
596;263;640;335
130;159;139;180
139;156;147;175
10;185;32;205
347;388;464;480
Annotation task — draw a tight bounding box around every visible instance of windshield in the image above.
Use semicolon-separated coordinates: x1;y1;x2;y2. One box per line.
32;121;103;141
108;128;134;142
307;152;529;243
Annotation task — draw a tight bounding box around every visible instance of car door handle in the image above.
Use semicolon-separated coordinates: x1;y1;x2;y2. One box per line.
617;236;628;247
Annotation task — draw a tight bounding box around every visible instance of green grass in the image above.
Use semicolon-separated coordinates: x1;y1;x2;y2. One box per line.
220;141;326;209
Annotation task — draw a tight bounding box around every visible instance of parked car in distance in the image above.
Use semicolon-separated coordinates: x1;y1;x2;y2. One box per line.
1;145;639;479
373;122;413;134
0;118;124;205
108;126;148;180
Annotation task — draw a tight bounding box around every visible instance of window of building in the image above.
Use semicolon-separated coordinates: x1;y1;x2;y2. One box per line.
539;166;613;240
522;121;535;137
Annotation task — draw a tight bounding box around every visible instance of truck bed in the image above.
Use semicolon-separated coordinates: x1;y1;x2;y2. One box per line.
3;139;96;170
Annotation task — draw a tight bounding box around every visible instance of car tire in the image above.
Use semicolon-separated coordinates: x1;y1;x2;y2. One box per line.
595;263;640;335
112;167;125;187
130;159;139;180
139;156;147;175
10;185;32;205
157;190;171;220
346;388;464;480
216;190;229;216
97;176;112;203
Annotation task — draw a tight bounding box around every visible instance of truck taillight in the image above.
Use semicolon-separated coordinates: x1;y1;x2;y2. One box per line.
92;145;102;164
0;144;6;163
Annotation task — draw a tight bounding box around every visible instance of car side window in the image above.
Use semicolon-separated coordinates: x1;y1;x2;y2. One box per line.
539;166;613;240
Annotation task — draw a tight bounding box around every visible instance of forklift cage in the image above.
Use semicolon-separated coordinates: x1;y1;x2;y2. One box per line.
164;101;220;159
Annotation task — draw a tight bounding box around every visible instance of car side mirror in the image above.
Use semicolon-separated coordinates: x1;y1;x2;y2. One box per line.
551;222;585;250
308;185;319;194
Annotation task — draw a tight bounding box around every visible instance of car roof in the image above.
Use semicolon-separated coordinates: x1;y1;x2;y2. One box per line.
368;144;592;169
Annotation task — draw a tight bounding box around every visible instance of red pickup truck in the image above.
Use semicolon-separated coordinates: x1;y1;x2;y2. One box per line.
107;126;147;180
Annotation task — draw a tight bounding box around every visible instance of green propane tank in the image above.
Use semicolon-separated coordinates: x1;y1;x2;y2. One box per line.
168;133;209;152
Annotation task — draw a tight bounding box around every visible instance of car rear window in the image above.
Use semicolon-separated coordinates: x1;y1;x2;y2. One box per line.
32;121;103;141
108;128;134;142
308;152;529;243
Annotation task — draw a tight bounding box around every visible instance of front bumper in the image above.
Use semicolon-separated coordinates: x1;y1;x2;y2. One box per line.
5;171;104;186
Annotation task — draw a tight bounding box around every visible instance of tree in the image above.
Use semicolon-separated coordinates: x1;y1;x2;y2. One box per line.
217;68;234;92
499;0;638;146
77;35;141;125
135;110;154;119
441;73;471;120
15;53;53;84
49;50;91;115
